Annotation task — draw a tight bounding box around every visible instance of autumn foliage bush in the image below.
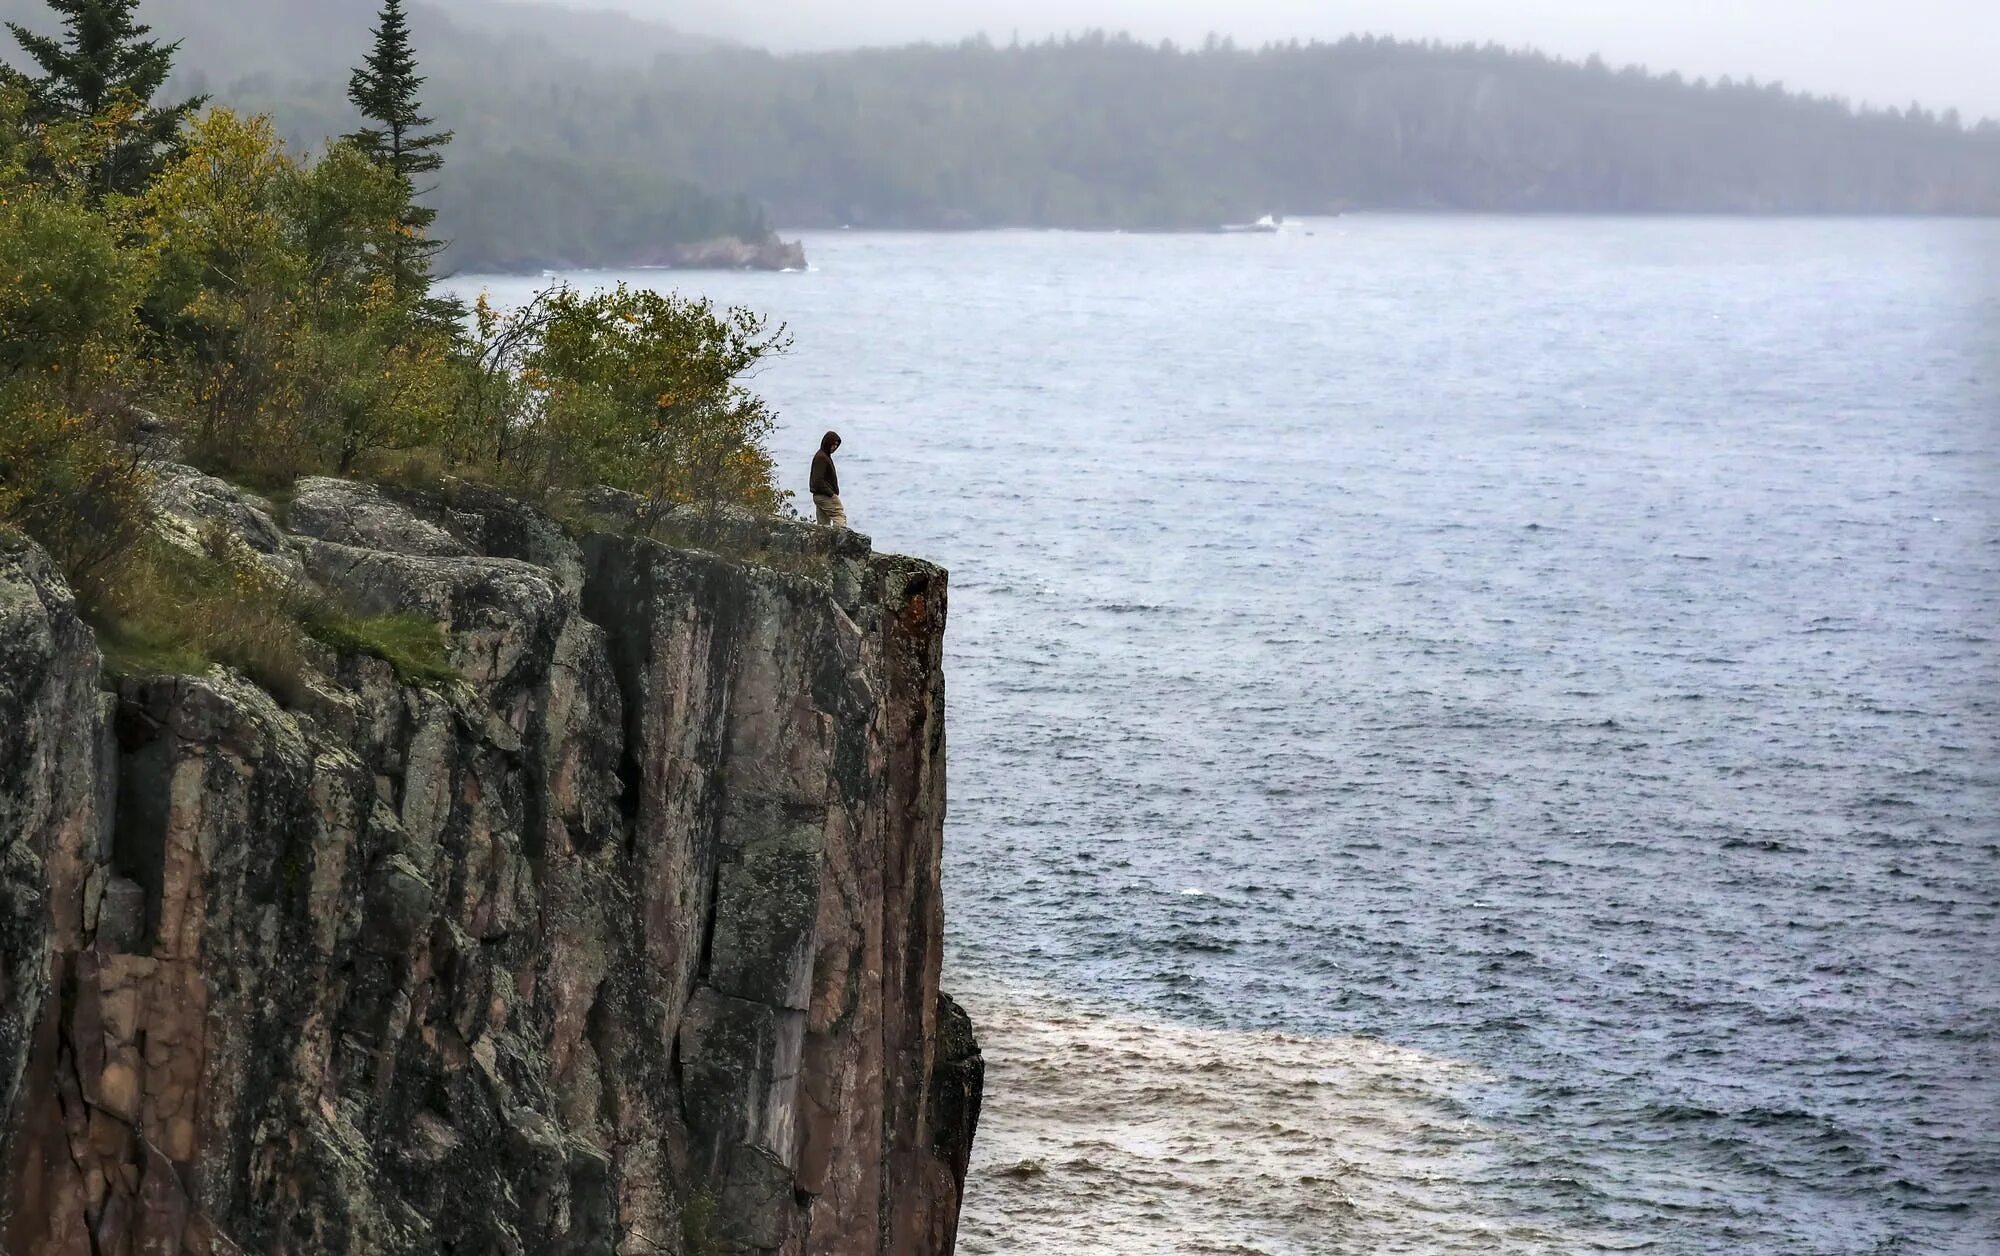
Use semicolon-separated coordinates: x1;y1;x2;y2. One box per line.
466;284;790;517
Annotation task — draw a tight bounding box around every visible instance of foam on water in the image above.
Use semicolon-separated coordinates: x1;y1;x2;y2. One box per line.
955;981;1638;1256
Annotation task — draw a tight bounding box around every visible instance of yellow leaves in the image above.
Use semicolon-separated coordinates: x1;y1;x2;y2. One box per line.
505;284;787;512
143;110;300;308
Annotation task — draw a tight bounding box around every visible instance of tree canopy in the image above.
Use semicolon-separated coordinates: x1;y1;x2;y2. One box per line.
1;0;203;194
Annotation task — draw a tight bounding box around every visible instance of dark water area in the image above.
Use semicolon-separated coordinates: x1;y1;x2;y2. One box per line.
452;216;2000;1254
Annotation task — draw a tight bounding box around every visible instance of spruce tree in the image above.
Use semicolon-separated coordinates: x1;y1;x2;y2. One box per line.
4;0;206;196
346;0;453;300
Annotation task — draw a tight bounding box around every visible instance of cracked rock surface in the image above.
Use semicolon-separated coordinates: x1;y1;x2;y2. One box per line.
0;475;981;1255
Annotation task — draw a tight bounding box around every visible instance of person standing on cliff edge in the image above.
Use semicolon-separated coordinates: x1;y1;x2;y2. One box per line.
811;430;848;529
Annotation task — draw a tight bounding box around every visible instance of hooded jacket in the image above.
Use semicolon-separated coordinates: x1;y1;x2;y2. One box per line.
811;435;840;497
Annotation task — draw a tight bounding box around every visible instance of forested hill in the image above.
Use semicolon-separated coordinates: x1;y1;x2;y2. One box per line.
8;1;1996;271
630;36;2000;227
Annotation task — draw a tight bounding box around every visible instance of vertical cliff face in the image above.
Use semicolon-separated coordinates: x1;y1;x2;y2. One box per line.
0;473;981;1255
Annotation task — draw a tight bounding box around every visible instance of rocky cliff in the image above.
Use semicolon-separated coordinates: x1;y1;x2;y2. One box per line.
0;469;981;1255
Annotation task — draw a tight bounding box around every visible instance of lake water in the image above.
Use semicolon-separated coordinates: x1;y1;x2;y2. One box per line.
449;216;2000;1255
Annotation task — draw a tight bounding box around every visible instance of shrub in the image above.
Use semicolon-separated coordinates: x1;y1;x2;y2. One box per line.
139;110;457;481
0;185;144;395
508;283;792;518
0;386;153;606
139;109;311;473
0;92;156;607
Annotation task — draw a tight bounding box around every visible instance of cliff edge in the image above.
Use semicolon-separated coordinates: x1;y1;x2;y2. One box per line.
0;469;981;1254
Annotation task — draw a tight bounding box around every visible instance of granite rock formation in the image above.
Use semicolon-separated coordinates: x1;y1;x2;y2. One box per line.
0;472;981;1255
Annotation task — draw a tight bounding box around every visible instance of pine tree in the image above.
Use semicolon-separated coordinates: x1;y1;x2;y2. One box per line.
4;0;207;196
346;0;453;300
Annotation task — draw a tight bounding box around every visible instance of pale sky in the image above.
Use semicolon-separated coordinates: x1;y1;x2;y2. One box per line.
602;0;2000;121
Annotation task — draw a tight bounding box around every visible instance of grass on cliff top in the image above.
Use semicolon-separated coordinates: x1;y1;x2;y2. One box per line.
298;606;457;686
96;617;212;682
94;533;458;696
96;538;318;701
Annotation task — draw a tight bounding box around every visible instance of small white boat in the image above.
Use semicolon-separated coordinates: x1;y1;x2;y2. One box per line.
1219;214;1284;234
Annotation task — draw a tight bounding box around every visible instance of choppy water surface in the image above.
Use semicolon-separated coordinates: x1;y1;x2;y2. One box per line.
453;217;2000;1254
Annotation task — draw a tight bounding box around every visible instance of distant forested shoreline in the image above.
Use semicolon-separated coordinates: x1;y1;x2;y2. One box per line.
9;1;1994;271
640;35;2000;233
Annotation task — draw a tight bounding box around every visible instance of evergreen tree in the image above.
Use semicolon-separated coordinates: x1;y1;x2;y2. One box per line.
346;0;451;300
4;0;206;196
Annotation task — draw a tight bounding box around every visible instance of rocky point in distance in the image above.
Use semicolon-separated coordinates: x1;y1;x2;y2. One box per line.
500;235;808;274
0;455;980;1254
648;236;809;271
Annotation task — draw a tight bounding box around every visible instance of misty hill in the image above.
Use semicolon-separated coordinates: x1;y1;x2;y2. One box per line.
629;35;2000;227
7;2;1996;271
0;0;709;82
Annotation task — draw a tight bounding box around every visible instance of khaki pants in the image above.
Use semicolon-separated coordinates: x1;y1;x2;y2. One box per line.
813;493;848;529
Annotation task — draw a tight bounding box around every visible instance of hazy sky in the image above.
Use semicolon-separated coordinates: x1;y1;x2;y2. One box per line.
608;0;2000;120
